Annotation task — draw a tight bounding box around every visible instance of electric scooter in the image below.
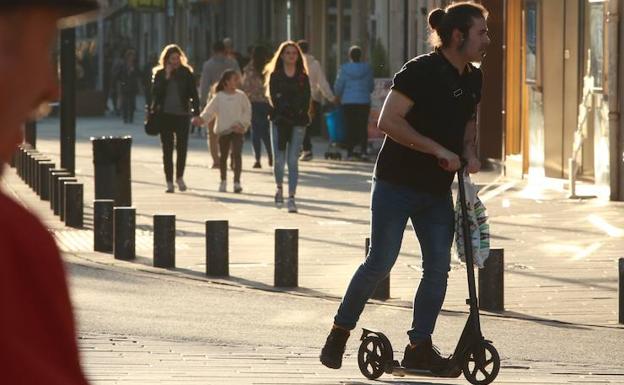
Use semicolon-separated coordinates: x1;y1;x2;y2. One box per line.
357;163;500;385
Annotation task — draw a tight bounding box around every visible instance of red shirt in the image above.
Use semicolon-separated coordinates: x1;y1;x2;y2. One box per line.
0;191;88;385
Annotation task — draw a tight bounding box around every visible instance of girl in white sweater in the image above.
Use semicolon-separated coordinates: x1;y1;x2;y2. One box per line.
199;69;252;193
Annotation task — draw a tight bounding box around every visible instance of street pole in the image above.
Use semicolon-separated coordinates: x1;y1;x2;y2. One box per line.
60;27;76;174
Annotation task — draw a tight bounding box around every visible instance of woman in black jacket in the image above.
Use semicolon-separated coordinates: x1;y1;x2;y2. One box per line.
151;44;201;193
265;41;311;213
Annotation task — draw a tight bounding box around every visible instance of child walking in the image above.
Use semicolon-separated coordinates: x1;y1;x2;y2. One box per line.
199;69;251;193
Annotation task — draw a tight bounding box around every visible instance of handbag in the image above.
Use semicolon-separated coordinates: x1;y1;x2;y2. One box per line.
144;108;163;136
454;172;490;268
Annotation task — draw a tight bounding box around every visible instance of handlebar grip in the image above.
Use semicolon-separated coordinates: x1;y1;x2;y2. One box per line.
437;158;468;170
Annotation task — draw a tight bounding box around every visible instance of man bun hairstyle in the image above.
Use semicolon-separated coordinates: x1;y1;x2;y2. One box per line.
428;1;488;49
428;8;446;31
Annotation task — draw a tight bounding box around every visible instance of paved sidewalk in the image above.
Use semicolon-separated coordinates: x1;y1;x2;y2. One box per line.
6;114;624;328
80;332;624;385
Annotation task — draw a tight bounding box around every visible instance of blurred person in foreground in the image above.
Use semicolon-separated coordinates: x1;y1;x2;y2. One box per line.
0;2;99;384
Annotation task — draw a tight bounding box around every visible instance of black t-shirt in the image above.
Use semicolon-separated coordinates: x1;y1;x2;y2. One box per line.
374;51;482;195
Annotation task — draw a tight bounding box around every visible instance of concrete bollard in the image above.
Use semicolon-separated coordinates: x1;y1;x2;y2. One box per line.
478;248;505;312
64;182;83;228
205;220;229;276
154;215;176;268
620;258;624;324
275;229;298;287
57;177;77;220
94;199;114;253
368;237;390;300
38;161;55;200
49;170;71;210
114;207;135;260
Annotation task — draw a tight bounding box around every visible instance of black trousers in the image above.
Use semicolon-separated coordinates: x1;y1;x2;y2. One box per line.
159;113;190;182
121;92;136;123
302;100;321;152
219;132;244;183
343;103;371;155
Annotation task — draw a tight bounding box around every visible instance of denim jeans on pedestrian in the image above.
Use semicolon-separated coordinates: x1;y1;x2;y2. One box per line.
251;102;272;163
271;123;306;196
334;178;454;343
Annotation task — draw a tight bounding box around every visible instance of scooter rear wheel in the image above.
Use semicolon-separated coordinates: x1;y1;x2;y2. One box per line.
462;341;500;385
357;335;386;380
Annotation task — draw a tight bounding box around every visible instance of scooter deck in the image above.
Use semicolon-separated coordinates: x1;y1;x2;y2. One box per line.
388;361;462;378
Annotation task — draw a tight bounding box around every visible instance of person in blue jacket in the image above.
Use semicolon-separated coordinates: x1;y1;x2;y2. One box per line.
334;46;375;161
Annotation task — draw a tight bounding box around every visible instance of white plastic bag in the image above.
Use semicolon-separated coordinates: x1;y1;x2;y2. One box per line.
454;173;490;268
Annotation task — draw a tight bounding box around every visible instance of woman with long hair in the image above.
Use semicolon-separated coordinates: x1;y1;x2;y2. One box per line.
265;41;311;213
151;44;201;193
241;45;272;169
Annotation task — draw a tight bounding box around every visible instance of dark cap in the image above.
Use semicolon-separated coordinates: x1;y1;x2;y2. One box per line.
1;0;102;28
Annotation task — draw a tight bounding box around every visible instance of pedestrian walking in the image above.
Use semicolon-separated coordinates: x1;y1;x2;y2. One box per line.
198;70;251;193
334;45;374;161
320;1;490;373
297;39;337;162
110;51;123;115
266;41;311;213
150;44;201;193
241;45;272;169
199;41;241;168
0;2;99;384
119;48;140;123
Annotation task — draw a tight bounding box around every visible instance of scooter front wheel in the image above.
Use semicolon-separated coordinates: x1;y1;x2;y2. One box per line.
357;335;386;379
462;341;500;385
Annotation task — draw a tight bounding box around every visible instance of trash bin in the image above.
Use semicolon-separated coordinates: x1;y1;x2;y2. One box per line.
91;136;132;206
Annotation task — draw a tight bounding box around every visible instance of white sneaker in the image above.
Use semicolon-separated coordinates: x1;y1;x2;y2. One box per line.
233;182;243;193
287;197;298;213
218;180;227;192
176;178;187;192
165;181;174;193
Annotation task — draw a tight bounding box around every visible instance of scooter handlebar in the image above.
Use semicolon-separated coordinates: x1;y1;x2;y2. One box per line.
438;157;468;170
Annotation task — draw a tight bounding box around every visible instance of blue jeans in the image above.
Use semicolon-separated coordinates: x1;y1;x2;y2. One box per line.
251;102;272;163
334;178;454;343
271;123;306;196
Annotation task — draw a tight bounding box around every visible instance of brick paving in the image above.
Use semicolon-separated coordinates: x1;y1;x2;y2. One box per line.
79;332;624;385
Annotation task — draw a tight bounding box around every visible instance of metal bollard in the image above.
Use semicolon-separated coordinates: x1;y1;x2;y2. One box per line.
64;182;83;228
205;220;229;276
154;215;176;268
25;151;37;187
16;147;23;176
94;199;114;253
38;161;55;200
478;248;505;312
368;237;390;300
114;207;135;260
49;170;71;210
619;258;624;324
275;229;298;287
57;177;77;219
30;154;47;191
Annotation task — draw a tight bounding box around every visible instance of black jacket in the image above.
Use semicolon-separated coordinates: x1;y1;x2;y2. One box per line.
151;66;200;116
268;71;311;127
